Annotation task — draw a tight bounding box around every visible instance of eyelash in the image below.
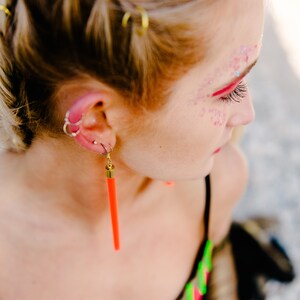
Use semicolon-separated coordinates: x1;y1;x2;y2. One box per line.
220;82;248;103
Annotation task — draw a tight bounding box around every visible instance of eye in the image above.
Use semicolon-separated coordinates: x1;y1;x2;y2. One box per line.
220;81;248;103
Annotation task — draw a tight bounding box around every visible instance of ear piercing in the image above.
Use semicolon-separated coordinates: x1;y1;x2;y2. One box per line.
63;111;82;137
63;110;120;251
104;148;120;251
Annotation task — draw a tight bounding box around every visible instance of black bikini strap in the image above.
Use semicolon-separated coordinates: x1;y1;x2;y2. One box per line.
204;175;211;240
175;175;213;300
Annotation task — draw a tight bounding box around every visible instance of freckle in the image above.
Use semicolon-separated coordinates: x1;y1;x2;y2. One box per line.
234;63;241;69
234;57;239;63
197;93;205;100
199;108;206;117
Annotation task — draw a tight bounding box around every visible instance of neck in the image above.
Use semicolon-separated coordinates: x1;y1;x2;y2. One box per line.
10;136;152;221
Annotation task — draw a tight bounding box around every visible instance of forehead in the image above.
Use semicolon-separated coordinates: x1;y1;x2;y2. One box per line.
205;0;265;59
205;0;264;80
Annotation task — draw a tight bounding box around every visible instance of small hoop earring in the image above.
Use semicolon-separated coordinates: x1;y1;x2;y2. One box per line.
92;141;112;156
63;111;82;137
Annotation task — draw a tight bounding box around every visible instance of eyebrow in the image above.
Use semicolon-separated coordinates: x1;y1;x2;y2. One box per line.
212;59;258;97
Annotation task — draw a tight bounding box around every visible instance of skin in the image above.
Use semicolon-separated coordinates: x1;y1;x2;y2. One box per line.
0;1;264;299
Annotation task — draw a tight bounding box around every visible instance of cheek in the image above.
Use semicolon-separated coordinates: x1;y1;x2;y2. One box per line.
190;86;228;128
207;108;227;126
194;99;228;128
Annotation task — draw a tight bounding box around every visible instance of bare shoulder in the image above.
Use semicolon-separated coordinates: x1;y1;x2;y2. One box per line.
209;142;249;244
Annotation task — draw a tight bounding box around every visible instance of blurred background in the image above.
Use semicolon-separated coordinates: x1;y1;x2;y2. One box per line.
235;1;300;299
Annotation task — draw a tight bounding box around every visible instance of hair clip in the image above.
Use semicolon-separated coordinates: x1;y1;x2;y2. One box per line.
122;6;149;36
0;4;11;16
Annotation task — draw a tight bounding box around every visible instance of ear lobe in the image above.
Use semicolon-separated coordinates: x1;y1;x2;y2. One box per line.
64;92;116;154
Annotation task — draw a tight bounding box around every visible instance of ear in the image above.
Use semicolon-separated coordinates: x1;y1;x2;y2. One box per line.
64;92;116;154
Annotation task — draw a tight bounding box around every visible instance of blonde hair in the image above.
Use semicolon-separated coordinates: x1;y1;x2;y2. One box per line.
0;0;215;151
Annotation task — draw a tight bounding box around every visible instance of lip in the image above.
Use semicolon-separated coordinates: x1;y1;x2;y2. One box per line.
213;147;222;154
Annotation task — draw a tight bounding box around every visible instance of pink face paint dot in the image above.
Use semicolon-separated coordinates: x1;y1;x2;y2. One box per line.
234;64;241;71
198;108;207;118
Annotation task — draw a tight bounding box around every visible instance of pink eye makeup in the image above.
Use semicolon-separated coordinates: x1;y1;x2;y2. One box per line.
219;81;247;103
211;79;241;97
211;59;257;99
191;44;260;107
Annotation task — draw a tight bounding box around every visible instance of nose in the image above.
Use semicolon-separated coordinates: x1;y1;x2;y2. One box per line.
227;87;255;128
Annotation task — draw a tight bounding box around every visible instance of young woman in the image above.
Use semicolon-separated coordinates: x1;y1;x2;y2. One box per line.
0;0;266;299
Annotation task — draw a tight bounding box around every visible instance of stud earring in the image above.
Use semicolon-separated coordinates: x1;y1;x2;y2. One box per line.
234;70;241;77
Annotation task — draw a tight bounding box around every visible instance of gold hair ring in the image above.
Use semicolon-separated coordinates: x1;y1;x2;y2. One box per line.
122;6;149;36
121;11;131;28
0;4;11;16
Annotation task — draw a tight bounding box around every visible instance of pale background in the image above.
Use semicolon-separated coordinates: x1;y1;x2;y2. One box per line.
236;1;300;299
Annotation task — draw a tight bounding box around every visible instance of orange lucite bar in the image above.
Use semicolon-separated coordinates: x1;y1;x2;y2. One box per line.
106;177;120;251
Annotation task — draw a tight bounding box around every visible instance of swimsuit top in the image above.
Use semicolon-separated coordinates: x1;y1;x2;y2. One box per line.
176;175;213;300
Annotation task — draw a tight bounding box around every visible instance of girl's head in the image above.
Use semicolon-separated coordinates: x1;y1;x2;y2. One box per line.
0;0;264;179
0;0;215;149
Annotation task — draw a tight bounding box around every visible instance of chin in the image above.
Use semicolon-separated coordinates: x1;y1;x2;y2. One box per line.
200;156;215;176
182;156;215;181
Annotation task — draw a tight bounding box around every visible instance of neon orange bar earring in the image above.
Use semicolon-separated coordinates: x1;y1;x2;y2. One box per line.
105;151;120;251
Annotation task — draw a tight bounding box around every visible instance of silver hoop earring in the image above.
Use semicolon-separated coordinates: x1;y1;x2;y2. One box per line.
92;140;112;156
63;111;82;137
